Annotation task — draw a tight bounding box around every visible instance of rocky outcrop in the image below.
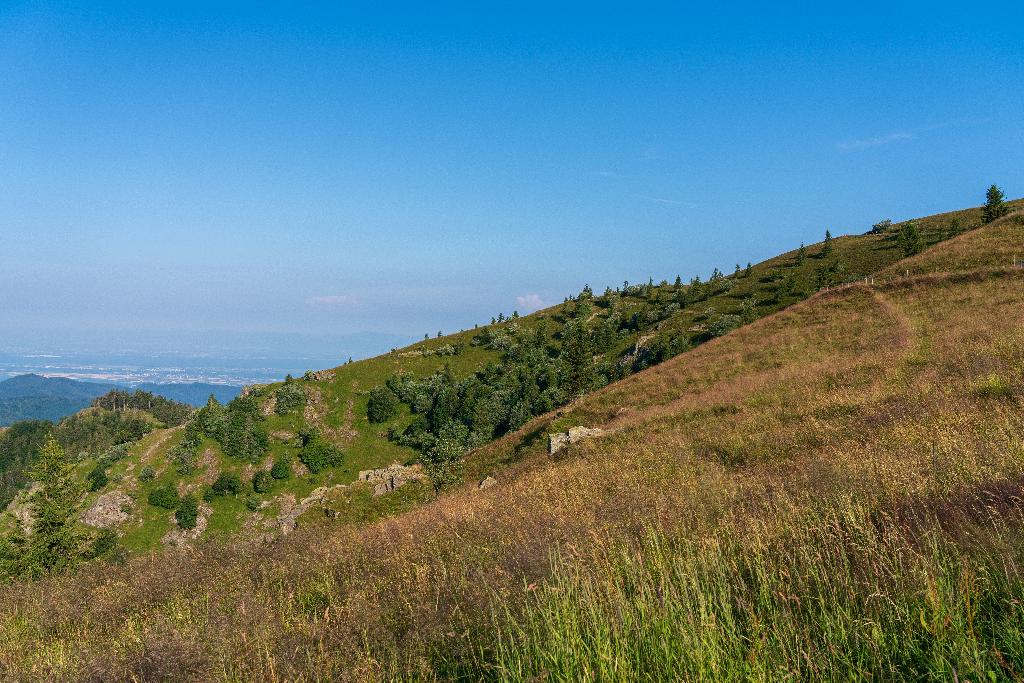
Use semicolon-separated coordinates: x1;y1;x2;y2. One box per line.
478;476;497;490
357;463;426;496
81;490;133;528
274;484;346;534
548;426;605;455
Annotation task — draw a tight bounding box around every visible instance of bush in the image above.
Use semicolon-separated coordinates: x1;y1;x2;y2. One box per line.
89;529;118;558
148;484;180;510
270;456;292;480
138;465;156;482
87;463;109;492
275;381;307;415
245;494;261;512
175;494;199;530
299;435;344;474
252;470;273;493
211;472;243;496
367;386;400;423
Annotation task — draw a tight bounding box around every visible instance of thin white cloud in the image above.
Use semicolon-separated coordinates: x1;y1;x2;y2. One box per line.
837;131;913;150
306;294;359;307
516;293;545;313
636;194;697;208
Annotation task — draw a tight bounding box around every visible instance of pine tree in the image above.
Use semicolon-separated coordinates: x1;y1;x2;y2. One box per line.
561;320;595;397
898;221;923;256
797;243;807;264
983;184;1009;223
822;230;833;255
24;438;84;578
744;262;753;277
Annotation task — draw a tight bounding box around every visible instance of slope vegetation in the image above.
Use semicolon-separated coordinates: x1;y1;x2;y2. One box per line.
0;202;1022;679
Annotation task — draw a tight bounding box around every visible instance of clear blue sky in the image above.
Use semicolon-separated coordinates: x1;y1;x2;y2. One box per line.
2;1;1021;357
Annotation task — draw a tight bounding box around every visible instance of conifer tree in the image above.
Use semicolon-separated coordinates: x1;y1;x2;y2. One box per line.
797;243;807;264
983;184;1009;223
898;221;923;256
822;230;833;255
24;438;84;578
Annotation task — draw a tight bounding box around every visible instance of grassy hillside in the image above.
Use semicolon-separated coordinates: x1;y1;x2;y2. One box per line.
20;198;1009;555
0;199;1022;679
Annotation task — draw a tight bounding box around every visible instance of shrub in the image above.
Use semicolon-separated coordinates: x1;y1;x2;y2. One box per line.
245;494;261;512
367;386;400;423
175;494;199;530
211;472;243;496
252;470;273;493
270;456;292;480
138;465;156;482
871;219;892;234
275;381;307;415
299;435;344;474
148;485;180;510
88;529;118;558
86;464;109;492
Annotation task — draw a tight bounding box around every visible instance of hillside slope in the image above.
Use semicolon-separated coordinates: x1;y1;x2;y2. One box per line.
1;203;1023;679
24;199;1011;554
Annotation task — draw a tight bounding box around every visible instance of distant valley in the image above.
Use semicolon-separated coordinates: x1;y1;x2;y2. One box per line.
0;374;242;425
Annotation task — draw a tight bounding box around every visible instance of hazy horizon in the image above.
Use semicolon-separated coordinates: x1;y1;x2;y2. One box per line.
2;2;1021;360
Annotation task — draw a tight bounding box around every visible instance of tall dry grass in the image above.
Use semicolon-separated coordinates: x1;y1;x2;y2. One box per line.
0;265;1022;680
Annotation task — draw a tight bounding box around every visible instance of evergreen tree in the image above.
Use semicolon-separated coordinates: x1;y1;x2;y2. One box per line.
561;320;595;397
797;243;807;264
23;438;84;578
674;275;682;288
744;262;753;277
898;221;923;256
983;184;1009;223
822;230;833;255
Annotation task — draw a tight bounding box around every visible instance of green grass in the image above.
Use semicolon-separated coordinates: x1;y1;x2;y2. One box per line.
482;507;1024;682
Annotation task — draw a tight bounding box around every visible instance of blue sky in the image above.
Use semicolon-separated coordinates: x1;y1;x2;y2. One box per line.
1;1;1021;358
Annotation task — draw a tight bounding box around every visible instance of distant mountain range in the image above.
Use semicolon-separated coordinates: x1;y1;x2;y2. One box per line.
0;374;242;426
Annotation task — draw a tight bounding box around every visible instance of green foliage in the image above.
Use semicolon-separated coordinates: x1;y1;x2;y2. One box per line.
898;221;924;256
420;422;467;491
138;465;156;482
53;408;153;457
0;420;52;509
168;421;203;475
274;380;307;415
822;229;833;255
244;494;261;512
91;389;192;427
871;219;892;234
211;472;243;496
88;528;118;559
203;396;268;462
367;386;400;423
561;319;596;398
2;438;86;581
175;494;199;530
298;432;344;474
982;184;1009;223
270;456;292;480
148;485;180;510
196;396;227;441
86;463;109;492
252;470;273;494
